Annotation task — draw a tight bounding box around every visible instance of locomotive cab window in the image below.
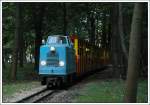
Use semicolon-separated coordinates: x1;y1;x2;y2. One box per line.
67;37;70;46
47;36;67;44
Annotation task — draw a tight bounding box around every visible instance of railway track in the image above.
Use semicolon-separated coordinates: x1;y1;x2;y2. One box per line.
16;88;58;103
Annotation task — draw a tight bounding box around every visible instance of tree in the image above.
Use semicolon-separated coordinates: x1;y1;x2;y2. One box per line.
90;11;96;44
2;45;5;68
2;3;15;66
101;9;107;48
110;3;120;77
11;3;21;80
124;3;143;102
118;3;128;60
63;3;68;36
86;3;96;44
18;3;24;67
118;3;129;79
33;3;46;71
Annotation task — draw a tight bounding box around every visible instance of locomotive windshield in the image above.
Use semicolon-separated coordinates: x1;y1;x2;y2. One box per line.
47;36;67;44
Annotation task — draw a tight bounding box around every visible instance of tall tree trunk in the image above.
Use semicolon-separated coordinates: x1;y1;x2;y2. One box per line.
110;3;120;77
87;12;91;39
2;46;5;69
90;11;96;44
118;3;128;61
107;22;111;50
95;15;99;46
19;38;24;67
124;3;143;102
85;3;90;39
12;3;21;80
33;4;46;71
118;3;129;79
101;12;106;48
18;3;24;67
63;3;67;36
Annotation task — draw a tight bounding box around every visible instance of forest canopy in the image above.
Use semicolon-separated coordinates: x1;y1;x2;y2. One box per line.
2;2;148;79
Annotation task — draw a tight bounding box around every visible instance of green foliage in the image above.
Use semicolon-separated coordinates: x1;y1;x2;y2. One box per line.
3;2;15;54
2;2;138;58
137;80;148;103
2;63;38;83
74;79;147;103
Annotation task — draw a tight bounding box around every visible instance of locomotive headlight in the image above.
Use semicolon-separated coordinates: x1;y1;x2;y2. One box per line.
40;60;46;66
59;61;64;66
50;46;55;51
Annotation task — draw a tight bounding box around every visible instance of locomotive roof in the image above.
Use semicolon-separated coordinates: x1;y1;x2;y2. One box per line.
48;35;67;37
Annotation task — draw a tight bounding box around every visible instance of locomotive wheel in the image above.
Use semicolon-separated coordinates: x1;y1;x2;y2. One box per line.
41;77;46;85
56;79;63;89
47;81;54;89
56;80;61;87
47;83;53;89
46;78;54;89
41;81;46;85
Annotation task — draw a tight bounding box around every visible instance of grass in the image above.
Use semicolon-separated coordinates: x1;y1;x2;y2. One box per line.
74;79;148;103
2;63;40;99
137;80;148;103
2;64;148;103
2;81;40;97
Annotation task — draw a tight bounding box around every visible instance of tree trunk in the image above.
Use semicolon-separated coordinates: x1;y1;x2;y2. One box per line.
118;3;128;61
101;12;106;48
95;15;99;46
87;12;91;39
110;3;120;77
19;39;24;67
107;22;111;50
90;11;96;44
12;3;20;80
2;46;5;69
118;3;129;79
124;3;143;102
63;3;67;36
18;3;24;67
34;33;42;71
33;4;46;71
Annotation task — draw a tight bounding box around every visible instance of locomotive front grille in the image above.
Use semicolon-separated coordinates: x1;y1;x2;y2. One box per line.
46;58;59;66
46;51;59;66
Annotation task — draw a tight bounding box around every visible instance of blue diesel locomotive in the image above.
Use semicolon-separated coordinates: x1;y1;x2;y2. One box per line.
39;35;109;88
39;35;76;88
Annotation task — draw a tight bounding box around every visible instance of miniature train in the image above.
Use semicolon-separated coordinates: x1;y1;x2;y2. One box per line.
39;35;109;88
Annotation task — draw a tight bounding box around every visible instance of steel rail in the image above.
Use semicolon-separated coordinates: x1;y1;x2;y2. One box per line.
16;88;56;103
